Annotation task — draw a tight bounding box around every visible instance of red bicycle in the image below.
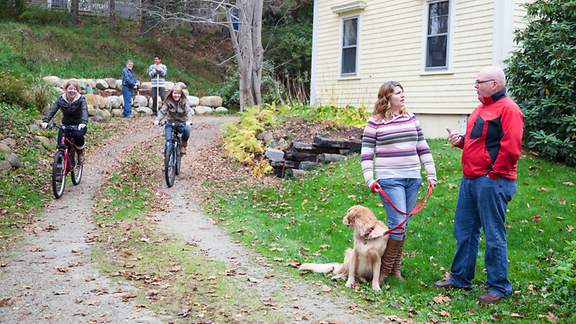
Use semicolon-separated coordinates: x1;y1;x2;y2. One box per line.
48;124;84;199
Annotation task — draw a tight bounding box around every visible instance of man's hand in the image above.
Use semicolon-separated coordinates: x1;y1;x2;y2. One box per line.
446;128;462;146
78;123;86;130
153;120;160;126
370;181;381;193
41;122;48;129
155;65;162;71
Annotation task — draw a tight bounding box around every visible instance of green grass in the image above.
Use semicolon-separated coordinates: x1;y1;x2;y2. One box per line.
92;141;286;323
0;16;222;95
206;140;576;322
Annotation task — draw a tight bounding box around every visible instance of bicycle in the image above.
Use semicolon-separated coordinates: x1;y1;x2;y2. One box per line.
162;121;183;188
48;124;84;199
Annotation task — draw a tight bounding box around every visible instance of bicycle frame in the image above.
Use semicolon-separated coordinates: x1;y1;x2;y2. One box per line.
56;126;80;175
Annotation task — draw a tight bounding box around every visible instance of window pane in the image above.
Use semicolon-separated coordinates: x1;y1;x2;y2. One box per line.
428;1;449;34
426;35;447;67
343;18;357;47
342;47;357;74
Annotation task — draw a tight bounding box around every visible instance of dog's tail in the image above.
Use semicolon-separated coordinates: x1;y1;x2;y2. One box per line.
298;263;341;273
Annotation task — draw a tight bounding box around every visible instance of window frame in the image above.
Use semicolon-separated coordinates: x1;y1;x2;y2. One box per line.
339;15;360;78
422;0;453;72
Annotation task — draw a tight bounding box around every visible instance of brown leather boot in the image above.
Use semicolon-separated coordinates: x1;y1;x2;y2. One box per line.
180;140;187;155
76;146;85;165
391;239;405;280
379;238;403;283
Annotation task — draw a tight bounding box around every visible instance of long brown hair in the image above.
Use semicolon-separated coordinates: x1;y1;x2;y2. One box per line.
373;81;407;121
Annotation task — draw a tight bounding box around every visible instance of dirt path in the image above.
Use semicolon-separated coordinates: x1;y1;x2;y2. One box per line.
0;118;162;323
157;116;375;323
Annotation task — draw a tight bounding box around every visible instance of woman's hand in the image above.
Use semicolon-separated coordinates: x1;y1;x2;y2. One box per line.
370;181;381;193
428;179;437;189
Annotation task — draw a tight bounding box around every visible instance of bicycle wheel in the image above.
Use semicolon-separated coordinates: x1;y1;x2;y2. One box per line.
175;141;182;176
70;149;83;185
164;144;176;187
51;150;66;199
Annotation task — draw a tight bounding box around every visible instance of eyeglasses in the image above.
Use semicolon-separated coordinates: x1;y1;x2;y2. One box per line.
475;79;495;85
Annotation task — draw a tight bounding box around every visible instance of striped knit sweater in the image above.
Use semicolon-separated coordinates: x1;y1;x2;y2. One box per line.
361;113;437;187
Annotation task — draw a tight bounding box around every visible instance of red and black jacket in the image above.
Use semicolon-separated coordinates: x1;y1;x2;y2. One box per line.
456;89;524;180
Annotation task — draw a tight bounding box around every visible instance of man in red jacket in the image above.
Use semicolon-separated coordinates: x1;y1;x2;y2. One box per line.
434;66;524;304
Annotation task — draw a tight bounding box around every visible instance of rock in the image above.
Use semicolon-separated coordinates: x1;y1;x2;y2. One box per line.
108;96;122;109
95;79;109;90
135;95;148;107
0;160;11;170
215;107;229;113
257;131;274;144
292;169;308;179
285;151;318;162
292;141;316;152
175;81;187;89
84;94;97;106
87;104;97;116
53;87;64;95
199;96;223;108
140;82;152;91
96;109;111;119
265;149;284;162
0;138;16;148
35;135;53;150
318;153;346;163
105;78;117;89
6;153;20;168
188;96;200;106
43;76;62;87
182;89;189;97
111;109;123;117
0;143;10;153
299;161;319;171
95;95;108;109
164;81;175;91
194;106;214;115
116;80;123;89
136;107;153;116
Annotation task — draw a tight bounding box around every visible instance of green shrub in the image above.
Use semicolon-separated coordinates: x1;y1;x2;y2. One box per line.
26;80;58;113
215;61;285;110
0;0;26;19
546;240;576;302
18;7;70;25
0;72;30;107
506;0;576;165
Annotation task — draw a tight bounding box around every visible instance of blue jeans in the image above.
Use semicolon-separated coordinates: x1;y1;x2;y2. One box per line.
122;86;133;117
377;178;422;241
164;123;190;150
448;176;516;297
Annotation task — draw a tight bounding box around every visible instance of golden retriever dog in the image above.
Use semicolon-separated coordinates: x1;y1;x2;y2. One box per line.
299;205;389;291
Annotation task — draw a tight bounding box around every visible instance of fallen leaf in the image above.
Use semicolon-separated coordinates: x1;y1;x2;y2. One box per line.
511;313;524;318
562;182;574;187
55;267;68;273
321;285;332;292
567;225;574;233
0;298;12;307
285;260;301;268
559;198;566;205
432;295;451;304
247;277;261;283
532;215;542;223
224;268;237;276
546;312;558;323
537;187;550;192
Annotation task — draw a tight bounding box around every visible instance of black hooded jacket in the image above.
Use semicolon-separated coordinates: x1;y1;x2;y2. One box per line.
43;94;89;125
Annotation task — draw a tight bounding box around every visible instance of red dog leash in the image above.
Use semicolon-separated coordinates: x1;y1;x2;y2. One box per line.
375;184;434;236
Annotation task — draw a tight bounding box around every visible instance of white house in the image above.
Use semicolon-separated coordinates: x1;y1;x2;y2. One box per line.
310;0;530;137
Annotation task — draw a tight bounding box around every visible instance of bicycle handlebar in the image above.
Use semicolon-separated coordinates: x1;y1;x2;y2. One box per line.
47;123;80;130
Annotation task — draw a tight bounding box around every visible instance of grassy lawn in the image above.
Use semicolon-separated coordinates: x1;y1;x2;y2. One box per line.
206;140;576;322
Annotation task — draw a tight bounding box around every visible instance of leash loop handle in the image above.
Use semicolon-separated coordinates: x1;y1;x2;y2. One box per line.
377;185;433;236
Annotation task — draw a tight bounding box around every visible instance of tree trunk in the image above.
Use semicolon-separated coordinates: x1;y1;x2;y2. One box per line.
110;0;117;30
71;0;80;25
251;0;264;107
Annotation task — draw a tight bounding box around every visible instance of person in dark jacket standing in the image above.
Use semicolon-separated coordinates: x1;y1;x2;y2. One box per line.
434;66;524;304
121;59;138;118
41;80;89;163
148;55;167;116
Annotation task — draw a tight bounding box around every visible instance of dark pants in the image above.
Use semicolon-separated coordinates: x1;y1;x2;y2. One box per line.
448;175;516;297
57;127;87;149
164;123;190;151
151;87;165;115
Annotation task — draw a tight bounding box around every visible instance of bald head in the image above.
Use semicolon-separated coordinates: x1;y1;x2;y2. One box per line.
478;66;506;87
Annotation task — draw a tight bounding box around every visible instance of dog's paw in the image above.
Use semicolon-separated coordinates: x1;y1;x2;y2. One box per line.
345;280;355;288
372;284;382;292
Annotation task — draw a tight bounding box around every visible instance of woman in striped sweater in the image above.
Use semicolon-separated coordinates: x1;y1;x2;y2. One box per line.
361;80;437;282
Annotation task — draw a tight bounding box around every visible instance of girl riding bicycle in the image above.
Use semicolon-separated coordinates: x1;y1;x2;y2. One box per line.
154;85;193;154
41;80;89;163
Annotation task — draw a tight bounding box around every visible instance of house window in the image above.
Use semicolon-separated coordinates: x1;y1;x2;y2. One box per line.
341;17;358;76
426;0;450;69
